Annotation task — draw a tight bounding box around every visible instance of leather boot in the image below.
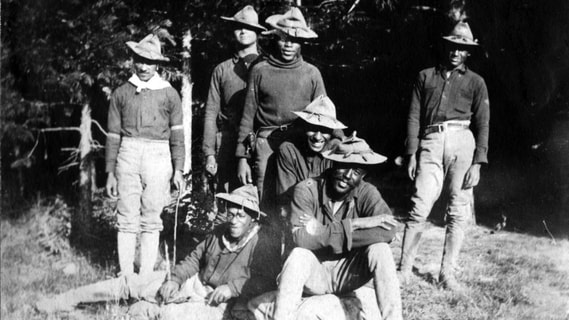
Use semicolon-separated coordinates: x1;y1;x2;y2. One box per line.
139;231;160;275
397;224;424;284
439;227;465;291
118;231;137;276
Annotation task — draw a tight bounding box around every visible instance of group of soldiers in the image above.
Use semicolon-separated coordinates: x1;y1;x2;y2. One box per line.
36;5;489;320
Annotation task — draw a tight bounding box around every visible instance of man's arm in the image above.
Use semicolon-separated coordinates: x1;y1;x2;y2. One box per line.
405;73;423;157
276;143;300;203
203;66;222;158
349;185;398;248
168;87;185;174
235;67;260;159
470;76;490;164
169;236;208;285
290;181;348;254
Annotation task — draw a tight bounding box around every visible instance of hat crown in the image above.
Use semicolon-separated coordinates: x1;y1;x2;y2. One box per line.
216;185;265;217
265;7;317;39
443;22;478;46
127;34;168;62
449;22;474;41
233;5;260;25
304;95;337;120
322;131;387;164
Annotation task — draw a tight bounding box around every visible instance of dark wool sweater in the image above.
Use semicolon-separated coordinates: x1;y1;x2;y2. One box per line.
235;55;326;158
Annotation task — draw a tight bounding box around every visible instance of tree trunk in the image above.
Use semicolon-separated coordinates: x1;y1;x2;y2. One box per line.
76;103;93;242
181;29;193;192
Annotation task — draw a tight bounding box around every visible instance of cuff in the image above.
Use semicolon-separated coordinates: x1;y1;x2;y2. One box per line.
405;137;419;155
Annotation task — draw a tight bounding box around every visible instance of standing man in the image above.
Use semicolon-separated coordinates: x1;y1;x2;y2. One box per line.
256;134;402;320
399;22;490;290
236;7;325;210
203;6;267;193
105;34;185;276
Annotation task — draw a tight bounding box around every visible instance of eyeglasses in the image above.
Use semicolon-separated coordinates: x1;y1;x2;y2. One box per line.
226;210;248;220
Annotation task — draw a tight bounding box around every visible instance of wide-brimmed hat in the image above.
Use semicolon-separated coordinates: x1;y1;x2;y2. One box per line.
293;95;347;130
216;185;266;219
322;132;387;165
263;7;318;39
442;22;479;46
126;34;170;62
221;5;267;32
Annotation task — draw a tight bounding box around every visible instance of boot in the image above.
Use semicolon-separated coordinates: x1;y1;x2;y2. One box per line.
397;224;424;284
35;277;128;314
118;231;137;276
439;227;465;291
139;231;160;275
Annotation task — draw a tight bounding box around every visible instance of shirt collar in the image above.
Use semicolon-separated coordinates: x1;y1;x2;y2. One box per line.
437;63;468;75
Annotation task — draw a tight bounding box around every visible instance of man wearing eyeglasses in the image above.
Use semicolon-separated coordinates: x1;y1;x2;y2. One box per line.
36;185;280;320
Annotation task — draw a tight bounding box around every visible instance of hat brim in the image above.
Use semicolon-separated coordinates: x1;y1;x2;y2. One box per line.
221;16;267;32
293;111;347;129
322;150;387;165
262;27;318;39
215;193;267;218
126;41;170;62
442;36;479;46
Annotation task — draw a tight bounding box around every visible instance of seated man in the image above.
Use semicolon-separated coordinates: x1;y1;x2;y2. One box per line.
276;95;346;218
250;133;403;320
35;185;280;320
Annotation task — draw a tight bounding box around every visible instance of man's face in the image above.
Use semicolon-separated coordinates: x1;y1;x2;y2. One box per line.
233;27;258;47
277;34;301;61
446;44;469;69
305;124;333;153
133;56;158;81
329;163;367;198
226;205;254;239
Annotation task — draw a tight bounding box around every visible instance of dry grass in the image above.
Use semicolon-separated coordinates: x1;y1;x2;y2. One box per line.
1;198;568;320
391;224;569;320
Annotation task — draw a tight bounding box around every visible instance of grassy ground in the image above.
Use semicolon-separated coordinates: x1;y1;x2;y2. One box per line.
1;198;568;320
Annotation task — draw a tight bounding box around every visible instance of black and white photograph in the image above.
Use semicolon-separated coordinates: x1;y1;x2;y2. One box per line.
1;0;568;319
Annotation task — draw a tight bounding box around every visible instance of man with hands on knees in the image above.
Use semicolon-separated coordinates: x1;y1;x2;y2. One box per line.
36;185;280;320
399;22;490;291
105;33;185;277
249;133;403;320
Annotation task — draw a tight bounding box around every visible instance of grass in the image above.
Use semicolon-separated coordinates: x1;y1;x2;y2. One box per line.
1;197;568;320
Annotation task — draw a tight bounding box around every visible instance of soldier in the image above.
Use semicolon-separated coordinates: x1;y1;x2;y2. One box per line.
36;186;280;320
105;34;185;276
203;5;266;193
398;22;490;290
235;7;325;213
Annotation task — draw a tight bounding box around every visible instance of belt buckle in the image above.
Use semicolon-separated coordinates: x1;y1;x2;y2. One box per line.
279;124;288;131
430;123;444;133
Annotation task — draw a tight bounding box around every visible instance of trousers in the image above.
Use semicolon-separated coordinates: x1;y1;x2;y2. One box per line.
116;137;172;233
270;244;402;320
408;129;475;231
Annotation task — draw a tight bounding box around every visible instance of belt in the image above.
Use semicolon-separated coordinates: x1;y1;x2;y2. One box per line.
422;121;470;135
258;123;293;132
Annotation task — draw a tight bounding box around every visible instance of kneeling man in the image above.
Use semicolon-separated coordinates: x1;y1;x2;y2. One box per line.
264;133;403;320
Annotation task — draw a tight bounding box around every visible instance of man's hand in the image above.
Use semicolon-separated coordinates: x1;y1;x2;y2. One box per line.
205;155;218;176
407;154;417;180
106;172;118;199
463;163;481;189
237;158;253;185
207;284;233;306
172;170;185;191
299;214;324;235
158;280;180;304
